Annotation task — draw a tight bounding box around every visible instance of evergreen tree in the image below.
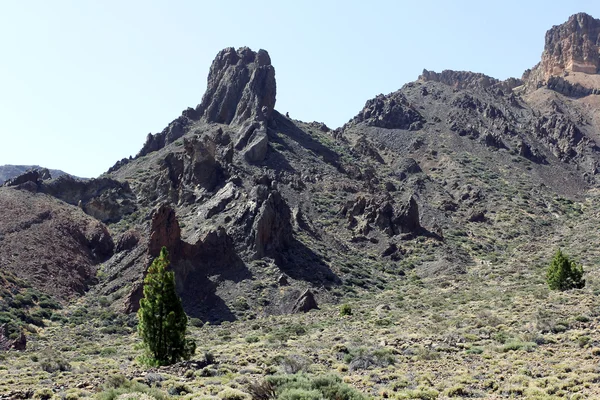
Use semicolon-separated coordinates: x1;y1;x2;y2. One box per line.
546;249;585;291
137;247;195;365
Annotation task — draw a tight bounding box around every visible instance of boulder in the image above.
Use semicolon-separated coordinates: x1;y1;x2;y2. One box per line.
396;196;420;234
242;128;269;163
3;170;41;187
0;324;26;351
291;289;319;313
115;230;140;253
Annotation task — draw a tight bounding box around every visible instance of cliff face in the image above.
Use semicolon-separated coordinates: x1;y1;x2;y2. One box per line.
541;13;600;77
197;47;277;125
524;13;600;88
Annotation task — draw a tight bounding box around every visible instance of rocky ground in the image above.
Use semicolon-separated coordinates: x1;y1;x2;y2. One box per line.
2;11;600;400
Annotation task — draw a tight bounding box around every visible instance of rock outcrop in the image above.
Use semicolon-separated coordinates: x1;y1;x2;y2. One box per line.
524;13;600;89
38;176;136;223
342;195;421;237
0;324;26;351
539;13;600;77
420;69;522;92
148;204;182;260
197;47;276;125
291;289;319;313
252;190;293;259
350;92;424;130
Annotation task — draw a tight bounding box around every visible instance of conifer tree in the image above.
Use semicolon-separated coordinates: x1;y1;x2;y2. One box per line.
546;249;585;291
137;247;195;365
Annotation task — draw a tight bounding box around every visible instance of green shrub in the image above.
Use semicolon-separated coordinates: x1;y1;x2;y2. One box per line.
501;341;537;353
33;388;54;400
546;249;585;291
39;351;71;373
339;304;352;316
258;373;367;400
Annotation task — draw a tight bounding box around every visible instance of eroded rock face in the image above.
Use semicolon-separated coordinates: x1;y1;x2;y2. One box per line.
351;92;424;130
197;47;276;125
420;69;522;92
148;205;182;259
39;176;136;223
533;114;591;162
540;13;600;77
342;195;421;237
291;289;318;313
252;190;293;259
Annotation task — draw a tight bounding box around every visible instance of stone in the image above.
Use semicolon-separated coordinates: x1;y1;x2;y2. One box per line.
148;205;182;259
467;209;486;223
396;197;420;234
0;324;26;351
3;169;40;187
197;47;276;125
203;182;237;219
242;128;269;163
183;136;222;191
277;274;289;286
291;289;319;313
252;191;293;259
115;230;140;253
353;136;384;163
39;175;137;223
351;92;424;130
540;13;600;78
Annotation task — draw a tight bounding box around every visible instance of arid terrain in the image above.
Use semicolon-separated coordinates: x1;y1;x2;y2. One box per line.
2;12;600;400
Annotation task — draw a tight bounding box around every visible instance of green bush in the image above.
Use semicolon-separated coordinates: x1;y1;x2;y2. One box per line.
339;304;352;316
254;373;367;400
546;249;585;291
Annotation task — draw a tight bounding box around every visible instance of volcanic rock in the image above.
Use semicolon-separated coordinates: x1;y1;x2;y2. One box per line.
148;205;182;259
252;190;293;259
115;230;141;253
197;47;276;125
351;92;424;130
539;13;600;77
39;175;136;223
291;289;319;313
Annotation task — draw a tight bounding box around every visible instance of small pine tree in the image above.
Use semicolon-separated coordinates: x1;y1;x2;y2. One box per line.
546;249;585;291
137;247;195;365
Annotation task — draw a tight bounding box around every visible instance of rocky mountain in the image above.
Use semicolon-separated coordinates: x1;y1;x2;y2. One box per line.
3;13;600;325
0;165;71;185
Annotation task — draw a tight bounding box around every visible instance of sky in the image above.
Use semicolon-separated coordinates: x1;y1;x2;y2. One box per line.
1;1;600;178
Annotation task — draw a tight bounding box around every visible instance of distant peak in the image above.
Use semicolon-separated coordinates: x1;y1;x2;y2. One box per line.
196;47;276;125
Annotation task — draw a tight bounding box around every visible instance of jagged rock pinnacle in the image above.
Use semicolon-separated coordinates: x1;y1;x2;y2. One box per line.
197;47;276;125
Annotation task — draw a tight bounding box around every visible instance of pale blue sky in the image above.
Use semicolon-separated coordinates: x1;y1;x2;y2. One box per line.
1;1;599;177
